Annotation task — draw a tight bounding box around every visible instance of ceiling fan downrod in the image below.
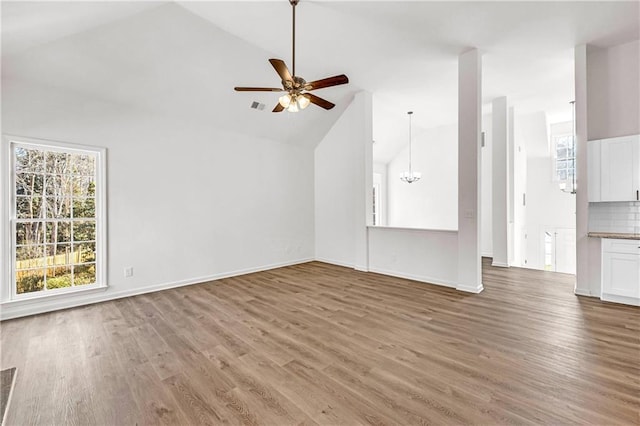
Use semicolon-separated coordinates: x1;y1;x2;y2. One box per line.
290;0;298;77
233;0;348;113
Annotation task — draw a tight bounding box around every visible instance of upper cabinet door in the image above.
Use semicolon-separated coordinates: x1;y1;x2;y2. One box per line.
600;135;640;202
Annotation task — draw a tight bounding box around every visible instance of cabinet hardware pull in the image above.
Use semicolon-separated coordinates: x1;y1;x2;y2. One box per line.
637;189;639;200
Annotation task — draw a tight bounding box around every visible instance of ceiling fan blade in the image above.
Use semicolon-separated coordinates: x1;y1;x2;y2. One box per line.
269;59;293;83
273;103;285;113
304;93;335;110
234;87;284;92
306;74;349;91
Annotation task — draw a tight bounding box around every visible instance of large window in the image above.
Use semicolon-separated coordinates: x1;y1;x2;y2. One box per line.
553;134;575;182
6;137;106;298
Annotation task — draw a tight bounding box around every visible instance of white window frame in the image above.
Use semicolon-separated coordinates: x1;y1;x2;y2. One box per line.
552;133;576;183
1;135;107;303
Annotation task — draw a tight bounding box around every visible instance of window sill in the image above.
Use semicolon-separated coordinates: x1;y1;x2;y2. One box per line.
1;284;108;307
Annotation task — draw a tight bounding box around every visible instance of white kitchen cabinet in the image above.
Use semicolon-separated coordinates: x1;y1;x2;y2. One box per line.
601;238;640;306
600;135;640;202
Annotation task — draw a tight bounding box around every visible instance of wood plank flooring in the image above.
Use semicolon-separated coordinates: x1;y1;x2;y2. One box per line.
1;259;639;425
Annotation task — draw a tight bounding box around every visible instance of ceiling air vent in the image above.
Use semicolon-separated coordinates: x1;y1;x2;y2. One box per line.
250;101;266;111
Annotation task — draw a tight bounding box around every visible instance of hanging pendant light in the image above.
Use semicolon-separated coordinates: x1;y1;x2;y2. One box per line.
400;111;421;184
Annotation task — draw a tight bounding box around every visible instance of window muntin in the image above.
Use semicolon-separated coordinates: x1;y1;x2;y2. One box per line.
10;140;105;297
553;134;575;182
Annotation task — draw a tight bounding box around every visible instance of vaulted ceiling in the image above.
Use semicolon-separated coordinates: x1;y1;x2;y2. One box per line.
2;1;639;160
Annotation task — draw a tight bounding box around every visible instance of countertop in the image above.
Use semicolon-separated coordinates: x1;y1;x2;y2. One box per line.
588;232;640;240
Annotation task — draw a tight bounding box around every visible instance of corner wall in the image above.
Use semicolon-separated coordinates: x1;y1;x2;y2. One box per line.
1;79;315;319
314;92;372;267
587;40;640;140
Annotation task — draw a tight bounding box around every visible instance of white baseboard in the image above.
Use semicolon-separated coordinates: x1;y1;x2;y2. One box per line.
456;282;484;294
318;260;479;295
314;257;355;269
367;266;457;289
0;257;314;321
491;261;510;268
574;287;594;297
601;293;640;306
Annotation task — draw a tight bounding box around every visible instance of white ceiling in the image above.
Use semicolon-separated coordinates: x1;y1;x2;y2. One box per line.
2;1;639;160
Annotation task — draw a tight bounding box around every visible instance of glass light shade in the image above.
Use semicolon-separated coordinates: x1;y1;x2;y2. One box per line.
278;94;291;108
297;95;310;110
287;101;299;113
400;171;421;183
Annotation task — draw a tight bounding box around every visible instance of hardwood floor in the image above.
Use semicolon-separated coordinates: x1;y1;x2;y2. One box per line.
1;259;639;425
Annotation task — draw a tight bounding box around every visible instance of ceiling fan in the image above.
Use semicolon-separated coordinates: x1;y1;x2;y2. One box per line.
234;0;349;113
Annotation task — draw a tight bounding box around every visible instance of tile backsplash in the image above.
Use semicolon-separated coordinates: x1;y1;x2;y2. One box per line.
589;202;640;234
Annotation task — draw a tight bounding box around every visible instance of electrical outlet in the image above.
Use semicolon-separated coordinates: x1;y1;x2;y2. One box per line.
124;267;134;278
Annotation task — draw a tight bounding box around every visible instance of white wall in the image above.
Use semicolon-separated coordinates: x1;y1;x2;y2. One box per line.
457;48;483;293
587;40;640;140
316;92;461;289
482;107;577;273
514;113;577;272
525;157;576;271
368;227;458;287
575;45;597;296
1;79;315;319
386;123;458;230
480;114;493;257
315;93;373;267
513;129;528;269
491;98;509;267
373;162;388;226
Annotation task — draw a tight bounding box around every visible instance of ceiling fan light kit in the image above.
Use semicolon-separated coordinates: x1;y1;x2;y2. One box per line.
234;0;349;113
279;93;310;112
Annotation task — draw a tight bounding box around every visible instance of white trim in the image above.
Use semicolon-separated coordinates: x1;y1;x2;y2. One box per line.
367;266;457;289
491;261;510;268
317;258;470;294
601;293;640;306
367;225;458;233
5;282;106;304
1;137;11;302
2;134;107;302
456;282;485;293
0;257;313;321
574;287;594;297
314;257;354;269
